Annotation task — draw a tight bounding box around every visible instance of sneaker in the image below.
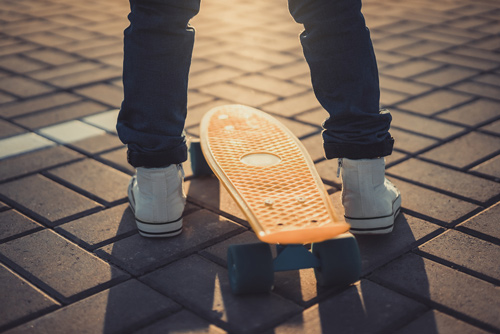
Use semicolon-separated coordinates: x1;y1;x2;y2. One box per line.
339;157;401;234
128;164;186;238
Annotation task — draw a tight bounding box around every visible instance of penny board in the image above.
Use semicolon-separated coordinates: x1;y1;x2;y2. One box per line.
200;105;350;244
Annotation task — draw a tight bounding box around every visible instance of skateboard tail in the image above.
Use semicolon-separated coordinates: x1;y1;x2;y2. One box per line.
257;223;351;245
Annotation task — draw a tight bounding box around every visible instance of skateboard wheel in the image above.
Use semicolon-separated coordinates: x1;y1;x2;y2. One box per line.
227;243;274;295
311;235;361;287
189;140;213;177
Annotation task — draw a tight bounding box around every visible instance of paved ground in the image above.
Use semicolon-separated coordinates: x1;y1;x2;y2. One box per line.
1;0;499;333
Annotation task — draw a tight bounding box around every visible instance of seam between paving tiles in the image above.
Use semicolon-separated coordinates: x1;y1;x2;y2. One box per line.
368;273;499;334
366;246;500;333
0;263;61;333
386;171;499;207
0;69;121;109
415;247;500;286
0;243;129;307
40;169;128;207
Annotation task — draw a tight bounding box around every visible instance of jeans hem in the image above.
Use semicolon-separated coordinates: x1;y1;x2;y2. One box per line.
127;145;188;168
324;137;394;159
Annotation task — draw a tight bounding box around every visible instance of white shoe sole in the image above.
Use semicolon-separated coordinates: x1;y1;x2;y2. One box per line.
346;195;402;235
128;177;183;238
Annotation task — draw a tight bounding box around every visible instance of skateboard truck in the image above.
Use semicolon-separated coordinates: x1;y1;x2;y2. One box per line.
226;234;361;295
192;105;362;295
273;244;321;271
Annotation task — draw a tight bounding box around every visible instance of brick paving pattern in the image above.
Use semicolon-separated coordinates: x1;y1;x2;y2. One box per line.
0;0;499;333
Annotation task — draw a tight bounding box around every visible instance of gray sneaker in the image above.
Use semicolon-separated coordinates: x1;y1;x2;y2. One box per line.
339;157;401;234
128;164;186;238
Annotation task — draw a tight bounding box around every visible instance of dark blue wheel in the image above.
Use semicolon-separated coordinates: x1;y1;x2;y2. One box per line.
189;140;213;177
227;243;274;295
311;235;361;287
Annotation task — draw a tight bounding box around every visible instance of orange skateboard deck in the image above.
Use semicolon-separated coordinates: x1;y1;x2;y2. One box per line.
199;104;350;245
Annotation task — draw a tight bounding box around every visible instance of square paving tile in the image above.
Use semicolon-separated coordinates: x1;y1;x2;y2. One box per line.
189;67;244;89
135;309;227;334
46;159;130;205
452;81;500;100
420;132;500;169
393;40;453;57
0;92;81;118
0;133;55;160
457;202;500;242
24;49;82;66
186;177;247;224
0;174;101;226
142;254;302;333
0;76;55;98
233;74;308;97
55;203;136;250
96;210;245;275
28;61;100;81
408;28;472;45
373;35;420;52
262;92;321;117
413;66;480;86
272;279;426;334
388;158;500;203
0;146;83;182
47;66;121;89
450;46;500;62
69;133;123;155
21;31;74;47
418;229;500;283
471;155;500;179
428;52;498;71
384;179;478;225
81;109;119;134
0;55;47;74
300;134;326;162
0;263;59;332
13;101;107;130
0;229;128;303
37;120;106;144
473;73;500;87
199;83;277;107
74;83;123;108
97;146;134;172
371;253;500;332
390;110;465;139
480;119;500;135
0;210;43;243
380;89;409;106
356;213;443;276
396;90;474;116
266;59;310;80
391;128;439;153
0;91;16;104
436;99;500;126
395;310;489;334
381;59;444;79
5;280;180;334
209;52;273;72
379;75;433;95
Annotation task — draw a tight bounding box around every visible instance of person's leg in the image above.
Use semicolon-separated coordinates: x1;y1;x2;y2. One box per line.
118;0;201;167
289;0;400;234
118;0;201;237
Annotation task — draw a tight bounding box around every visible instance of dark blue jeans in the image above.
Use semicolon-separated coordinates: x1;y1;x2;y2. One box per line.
117;0;394;168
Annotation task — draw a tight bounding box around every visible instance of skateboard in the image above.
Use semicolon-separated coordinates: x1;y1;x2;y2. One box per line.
190;105;361;294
